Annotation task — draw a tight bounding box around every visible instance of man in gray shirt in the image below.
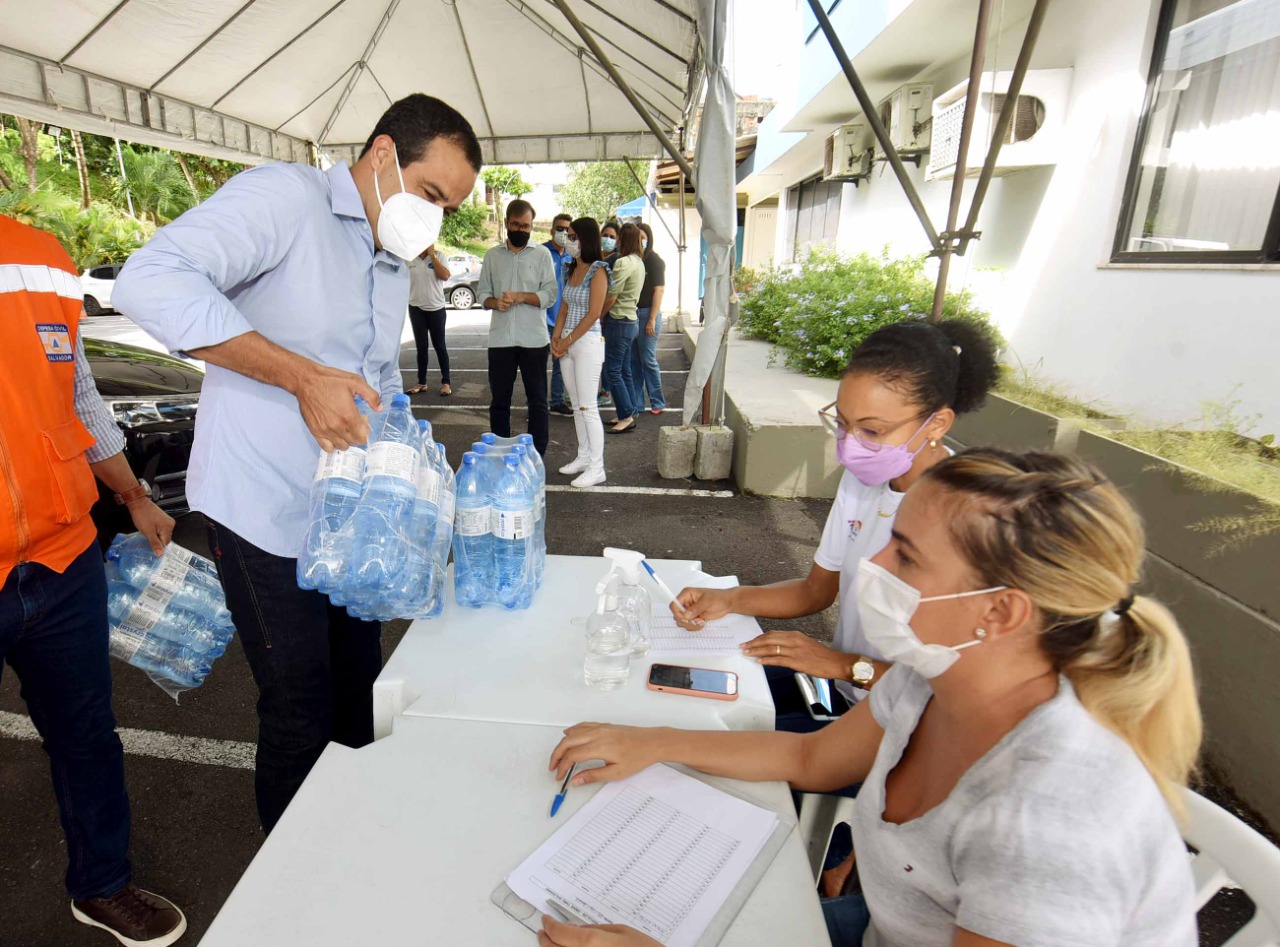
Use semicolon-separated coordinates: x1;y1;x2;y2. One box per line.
478;199;557;455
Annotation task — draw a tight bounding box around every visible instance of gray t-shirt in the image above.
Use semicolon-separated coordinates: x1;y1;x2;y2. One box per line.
477;243;557;349
850;666;1196;947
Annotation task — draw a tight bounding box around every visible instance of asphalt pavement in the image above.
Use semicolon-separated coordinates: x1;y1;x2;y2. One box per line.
0;312;833;946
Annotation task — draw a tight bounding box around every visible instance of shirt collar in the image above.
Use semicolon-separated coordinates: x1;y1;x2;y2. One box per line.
327;162;369;221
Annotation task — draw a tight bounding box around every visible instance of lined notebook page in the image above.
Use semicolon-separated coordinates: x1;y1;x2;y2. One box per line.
647;608;759;654
506;765;778;947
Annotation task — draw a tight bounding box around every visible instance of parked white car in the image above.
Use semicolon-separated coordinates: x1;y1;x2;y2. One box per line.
80;263;125;314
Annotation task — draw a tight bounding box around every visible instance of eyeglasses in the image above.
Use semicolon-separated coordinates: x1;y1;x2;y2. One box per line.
818;401;932;452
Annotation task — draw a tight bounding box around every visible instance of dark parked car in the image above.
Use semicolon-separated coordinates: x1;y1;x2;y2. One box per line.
84;336;202;546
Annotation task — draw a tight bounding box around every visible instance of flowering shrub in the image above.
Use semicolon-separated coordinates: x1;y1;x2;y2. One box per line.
738;248;993;378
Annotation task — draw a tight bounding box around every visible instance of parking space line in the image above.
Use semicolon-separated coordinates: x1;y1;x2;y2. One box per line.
546;484;734;497
0;710;255;770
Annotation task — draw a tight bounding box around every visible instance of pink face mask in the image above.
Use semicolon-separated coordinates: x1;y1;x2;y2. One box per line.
836;415;934;486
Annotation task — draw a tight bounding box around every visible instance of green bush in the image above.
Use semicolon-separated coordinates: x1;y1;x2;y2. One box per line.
439;199;488;247
738;248;992;378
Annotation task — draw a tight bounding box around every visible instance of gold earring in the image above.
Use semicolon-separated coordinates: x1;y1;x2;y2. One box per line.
929;439;938;448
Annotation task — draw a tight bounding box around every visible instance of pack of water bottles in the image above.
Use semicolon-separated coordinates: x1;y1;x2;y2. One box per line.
297;393;457;621
104;532;235;700
453;432;546;610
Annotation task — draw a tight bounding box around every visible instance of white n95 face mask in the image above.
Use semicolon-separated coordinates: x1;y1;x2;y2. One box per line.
374;141;443;261
855;559;1005;679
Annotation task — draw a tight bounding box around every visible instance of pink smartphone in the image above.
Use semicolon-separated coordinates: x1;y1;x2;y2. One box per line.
646;663;739;701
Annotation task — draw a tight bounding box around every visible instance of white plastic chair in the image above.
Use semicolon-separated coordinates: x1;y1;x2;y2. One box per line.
797;791;856;881
1183;788;1280;946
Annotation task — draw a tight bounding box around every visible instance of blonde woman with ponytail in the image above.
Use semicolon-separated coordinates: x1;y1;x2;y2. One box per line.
537;448;1201;947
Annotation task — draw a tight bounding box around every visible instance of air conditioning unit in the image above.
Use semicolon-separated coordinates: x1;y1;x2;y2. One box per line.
875;84;933;157
823;123;872;182
926;68;1073;180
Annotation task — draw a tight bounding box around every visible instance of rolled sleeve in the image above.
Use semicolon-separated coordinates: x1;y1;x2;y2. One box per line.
477;251;498;305
73;333;126;463
113;164;308;355
534;253;557;309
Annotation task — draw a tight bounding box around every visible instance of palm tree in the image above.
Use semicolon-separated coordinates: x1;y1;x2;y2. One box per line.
114;148;198;224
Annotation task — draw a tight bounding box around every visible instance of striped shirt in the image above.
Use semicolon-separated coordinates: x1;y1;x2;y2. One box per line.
74;331;126;462
560;261;610;335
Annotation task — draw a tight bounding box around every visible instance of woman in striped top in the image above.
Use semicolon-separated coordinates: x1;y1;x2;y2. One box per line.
550;217;613;488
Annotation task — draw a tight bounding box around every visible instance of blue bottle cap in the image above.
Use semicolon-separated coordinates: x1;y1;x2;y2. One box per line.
462;452;477;465
517;434;533;446
417;419;428;431
504;454;520;467
481;433;497;445
391;393;410;408
471;442;488;453
512;444;526;456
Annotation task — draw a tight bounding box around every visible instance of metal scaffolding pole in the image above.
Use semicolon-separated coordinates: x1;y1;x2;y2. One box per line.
549;0;696;187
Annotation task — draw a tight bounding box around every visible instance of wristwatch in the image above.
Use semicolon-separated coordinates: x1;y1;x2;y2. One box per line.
850;657;876;688
114;480;152;506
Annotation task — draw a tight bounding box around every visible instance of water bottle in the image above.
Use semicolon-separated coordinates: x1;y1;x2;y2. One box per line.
480;432;521;451
107;591;216;688
298;445;368;594
107;581;231;657
602;548;652;658
584;576;631;690
390;422;442;616
424;444;455;618
453;452;493;608
515;434;547;583
106;536;232;627
349;393;419;592
491;454;534;610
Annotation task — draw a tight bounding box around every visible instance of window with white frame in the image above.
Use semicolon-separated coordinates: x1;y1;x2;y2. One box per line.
1115;0;1280;262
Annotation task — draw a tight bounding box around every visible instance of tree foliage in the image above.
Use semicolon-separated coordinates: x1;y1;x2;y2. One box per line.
439;198;488;246
559;160;647;222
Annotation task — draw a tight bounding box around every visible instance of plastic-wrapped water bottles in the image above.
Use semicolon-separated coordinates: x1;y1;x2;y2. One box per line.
107;533;232;627
348;393;419;592
491;453;535;610
424;443;455;618
297;398;373;593
104;533;235;699
515;434;547;582
452;451;493;607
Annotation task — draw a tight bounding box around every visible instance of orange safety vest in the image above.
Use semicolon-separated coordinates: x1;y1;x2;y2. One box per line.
0;215;101;588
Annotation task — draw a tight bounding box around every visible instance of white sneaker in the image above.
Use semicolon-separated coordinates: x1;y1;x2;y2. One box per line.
572;468;607;488
559;457;589;475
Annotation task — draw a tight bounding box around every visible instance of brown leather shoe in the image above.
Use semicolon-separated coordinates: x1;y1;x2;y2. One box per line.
72;886;187;946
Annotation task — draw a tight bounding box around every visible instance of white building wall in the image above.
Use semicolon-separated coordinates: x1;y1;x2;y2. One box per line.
747;0;1280;434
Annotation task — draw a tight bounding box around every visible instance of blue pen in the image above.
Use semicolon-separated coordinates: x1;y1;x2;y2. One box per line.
641;560;703;627
550;765;575;817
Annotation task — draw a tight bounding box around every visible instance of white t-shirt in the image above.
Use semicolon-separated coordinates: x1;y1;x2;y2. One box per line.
851;666;1197;947
813;469;904;701
408;255;446;310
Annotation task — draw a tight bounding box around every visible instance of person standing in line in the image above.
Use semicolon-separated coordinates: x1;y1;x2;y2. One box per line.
543;213;573;416
478;199;558;457
629;221;667;416
405;244;452;396
602;222;646;434
600;220;620;264
596;219;621;409
550;218;612;487
1;214;186;945
114;94;482;835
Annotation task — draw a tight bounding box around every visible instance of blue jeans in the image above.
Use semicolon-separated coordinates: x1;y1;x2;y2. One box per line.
603;317;640;421
550;350;567;407
629;308;665;411
206;518;383;834
0;540;132;900
821;891;870;946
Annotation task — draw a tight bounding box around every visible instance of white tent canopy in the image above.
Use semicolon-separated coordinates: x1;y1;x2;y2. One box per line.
0;0;700;166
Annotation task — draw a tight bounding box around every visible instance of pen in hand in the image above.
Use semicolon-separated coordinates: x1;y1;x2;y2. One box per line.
641;560;704;628
550;764;575;817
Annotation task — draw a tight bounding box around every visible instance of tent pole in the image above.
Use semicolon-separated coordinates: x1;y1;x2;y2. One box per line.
930;0;995;323
549;0;696;186
620;155;679;247
678;163;687;319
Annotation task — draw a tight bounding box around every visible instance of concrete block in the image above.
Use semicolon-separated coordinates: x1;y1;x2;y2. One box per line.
657;426;697;479
694;425;734;481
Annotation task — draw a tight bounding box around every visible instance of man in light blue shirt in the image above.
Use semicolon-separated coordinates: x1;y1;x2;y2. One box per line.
114;94;481;833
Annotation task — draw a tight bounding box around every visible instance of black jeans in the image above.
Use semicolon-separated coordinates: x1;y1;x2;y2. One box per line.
408;305;450;386
487;344;550;456
205;518;382;834
0;540;131;900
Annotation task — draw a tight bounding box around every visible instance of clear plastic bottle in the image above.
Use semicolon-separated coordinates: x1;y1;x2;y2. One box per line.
388;419;441;616
583;576;631;690
297;413;370;593
348;393;419;592
603;548;652;658
106;535;232;627
424;443;455;618
106;581;232;657
106;589;217;688
515;434;547;583
491;453;534;610
452;451;493;608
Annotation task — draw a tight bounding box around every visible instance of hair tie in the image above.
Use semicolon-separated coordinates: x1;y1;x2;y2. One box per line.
953;345;962;356
1115;595;1134;616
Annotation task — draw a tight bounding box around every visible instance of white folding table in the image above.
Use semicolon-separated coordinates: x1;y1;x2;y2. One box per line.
197;715;830;947
372;555;775;738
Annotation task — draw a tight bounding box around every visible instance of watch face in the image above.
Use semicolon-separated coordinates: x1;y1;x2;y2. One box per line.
853;660;875;683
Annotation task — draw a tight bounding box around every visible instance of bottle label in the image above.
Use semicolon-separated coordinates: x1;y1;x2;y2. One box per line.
316;447;366;484
416;466;442;505
111;577;178;659
364;442;417;483
149;556;192;595
438;491;455;526
492;507;534;540
455;505;491;536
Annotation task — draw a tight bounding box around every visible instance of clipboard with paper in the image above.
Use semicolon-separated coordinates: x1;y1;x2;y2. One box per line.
491;763;796;947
